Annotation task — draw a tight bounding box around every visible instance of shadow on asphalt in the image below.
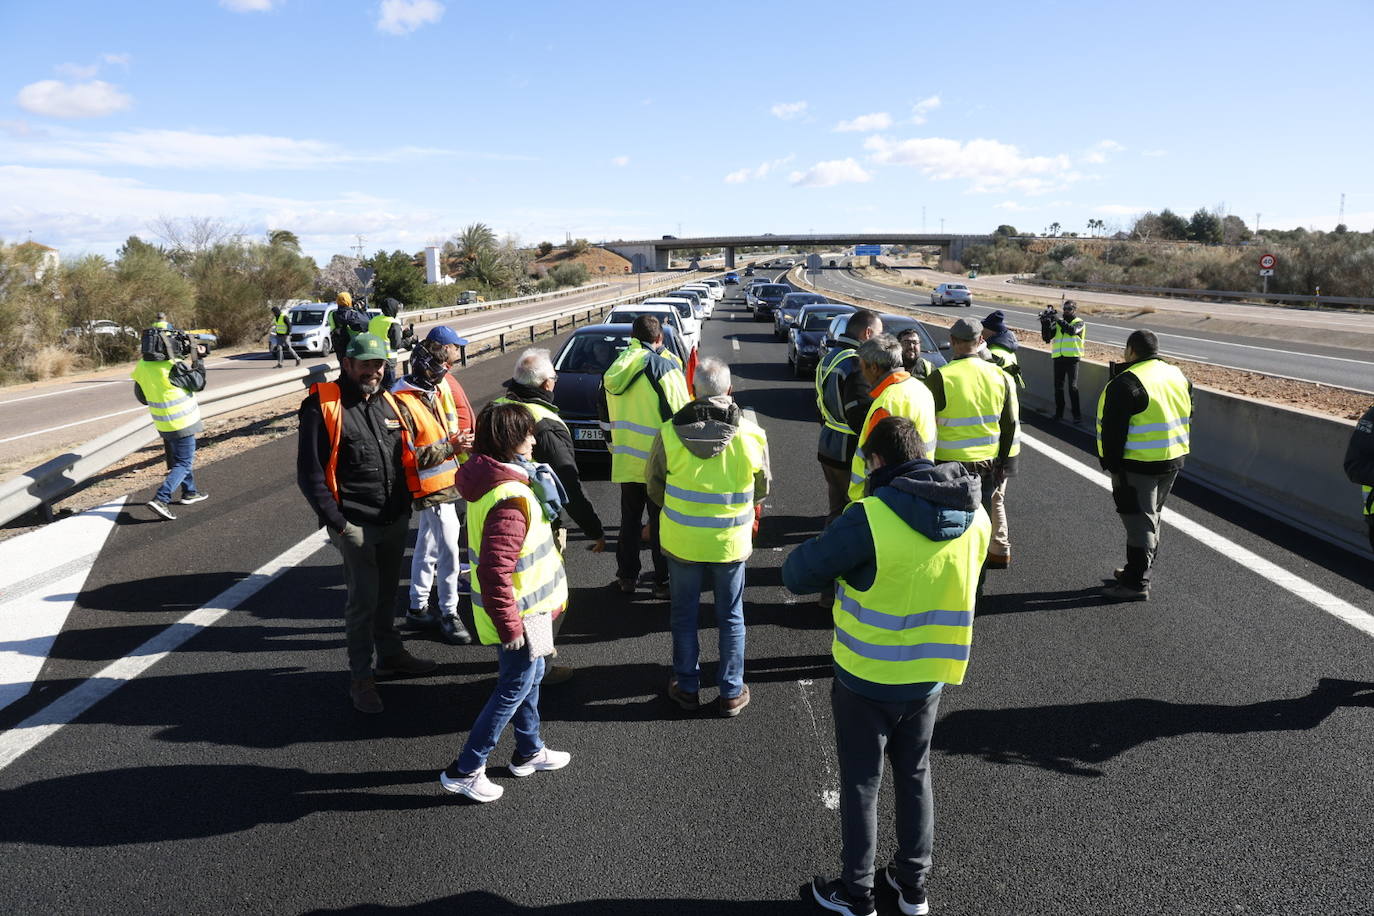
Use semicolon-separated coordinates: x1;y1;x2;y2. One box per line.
306;894;811;915
933;677;1374;777
975;586;1111;616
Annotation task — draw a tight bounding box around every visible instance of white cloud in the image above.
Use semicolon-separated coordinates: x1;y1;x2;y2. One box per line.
834;112;892;133
770;101;808;120
911;95;941;124
864;135;1075;194
789;158;872;188
377;0;445;35
1142;149;1168;158
220;0;280;10
994;201;1030;211
0;127;481;170
611;155;630;167
16;80;132;119
103;53;132;67
723;155;794;184
1082;139;1124;164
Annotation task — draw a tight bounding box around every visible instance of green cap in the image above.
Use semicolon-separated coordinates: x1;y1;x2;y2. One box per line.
346;333;388;360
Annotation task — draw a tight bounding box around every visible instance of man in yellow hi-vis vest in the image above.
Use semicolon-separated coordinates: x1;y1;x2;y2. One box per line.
1096;329;1193;601
598;315;690;598
132;326;208;520
1041;299;1086;423
646;358;770;717
783;416;988;915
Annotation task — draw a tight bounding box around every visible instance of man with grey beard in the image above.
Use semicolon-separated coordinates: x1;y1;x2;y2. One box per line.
298;333;436;714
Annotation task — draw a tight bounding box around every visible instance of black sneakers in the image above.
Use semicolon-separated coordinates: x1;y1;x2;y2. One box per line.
146;499;176;520
809;877;875;916
439;614;473;645
885;866;930;916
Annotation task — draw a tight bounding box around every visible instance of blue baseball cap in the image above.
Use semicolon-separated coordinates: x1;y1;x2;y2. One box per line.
425;326;468;347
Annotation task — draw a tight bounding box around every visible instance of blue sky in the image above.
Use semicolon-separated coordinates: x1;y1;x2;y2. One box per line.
1;0;1370;263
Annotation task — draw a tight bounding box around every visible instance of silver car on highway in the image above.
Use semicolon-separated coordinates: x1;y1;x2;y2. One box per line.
930;283;972;307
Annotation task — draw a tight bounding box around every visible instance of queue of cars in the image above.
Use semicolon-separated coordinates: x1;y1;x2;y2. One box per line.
550;267;948;463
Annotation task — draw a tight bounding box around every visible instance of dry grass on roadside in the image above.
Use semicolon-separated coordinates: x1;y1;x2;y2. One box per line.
22;346;79;381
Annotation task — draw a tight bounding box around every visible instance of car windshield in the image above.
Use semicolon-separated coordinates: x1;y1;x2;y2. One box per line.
802;310;846;330
886;320;937;350
949;285;967;291
608;309;679;330
784;295;824;308
671;301;692;318
292;309;328;325
759;285;788;297
555;332;631;374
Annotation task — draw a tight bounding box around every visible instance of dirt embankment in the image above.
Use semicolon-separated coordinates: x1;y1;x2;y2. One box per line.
532;246;631;275
799;269;1372;422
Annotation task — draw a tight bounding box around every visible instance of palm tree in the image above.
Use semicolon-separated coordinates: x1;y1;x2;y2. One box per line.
267;228;300;250
467;248;510;288
1046;222;1061;237
456;223;497;264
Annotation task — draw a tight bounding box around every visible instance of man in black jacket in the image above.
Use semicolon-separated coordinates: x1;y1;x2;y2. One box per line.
297;333;435;714
1344;403;1374;553
1096;330;1193;601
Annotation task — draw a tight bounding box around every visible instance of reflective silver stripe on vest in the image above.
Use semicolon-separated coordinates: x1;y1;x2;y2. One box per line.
472;564;566;612
662;505;753;529
470;535;556;574
834;627;970;663
836;587;972;631
1124;434;1190;452
417;459;458;481
147;394;191;409
1128;417;1189;434
850;471;866;486
609;444;650;460
155;403;200;422
665;483;752;506
936;415;999;427
937;434;999;449
609;420;660;437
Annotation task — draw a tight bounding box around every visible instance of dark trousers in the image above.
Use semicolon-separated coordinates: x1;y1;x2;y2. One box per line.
1052;356;1081;420
616;482;665;585
832;679;942;897
1112;469;1178;589
271;333;299;365
820;461;852;525
328;514;409;678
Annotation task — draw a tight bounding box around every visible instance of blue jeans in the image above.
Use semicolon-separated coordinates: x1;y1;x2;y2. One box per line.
667;556;746;698
455;645;545;773
155;435;197;503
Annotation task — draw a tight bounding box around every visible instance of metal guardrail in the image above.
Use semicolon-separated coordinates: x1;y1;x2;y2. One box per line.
396;282;612;322
0;269;726;527
1014;277;1374;309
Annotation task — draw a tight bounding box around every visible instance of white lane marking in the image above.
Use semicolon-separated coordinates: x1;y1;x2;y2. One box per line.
0;499;126;713
796;679;840;810
732;337;740;350
0;406;144;444
1020;432;1374;637
0;380;123;407
0;527;330;771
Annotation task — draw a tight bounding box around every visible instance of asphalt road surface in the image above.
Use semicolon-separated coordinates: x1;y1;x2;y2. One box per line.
811;269;1374;394
2;274;1372;915
0;274;683;469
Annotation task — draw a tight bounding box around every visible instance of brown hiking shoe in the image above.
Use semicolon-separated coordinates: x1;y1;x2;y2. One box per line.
375;650;438;677
667;678;699;711
350;677;383;714
986;552;1010;569
719;684;751;718
542;665;576;686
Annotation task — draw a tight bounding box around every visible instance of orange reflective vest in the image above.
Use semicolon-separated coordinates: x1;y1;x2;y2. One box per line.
391;389;460;499
313;382;404;504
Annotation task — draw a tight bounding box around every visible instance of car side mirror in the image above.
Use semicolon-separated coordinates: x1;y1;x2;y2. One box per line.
939;342;951;351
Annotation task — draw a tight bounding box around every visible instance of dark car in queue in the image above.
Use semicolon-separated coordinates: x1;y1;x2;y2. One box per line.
814;311;948;376
748;282;790;320
723;272;740;284
550;323;689;461
787;303;855;377
773;291;830;340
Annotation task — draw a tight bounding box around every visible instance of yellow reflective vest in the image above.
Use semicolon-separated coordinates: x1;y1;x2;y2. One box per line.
468;479;568;645
603;340;690;483
273;311;290;334
815;348;858;435
1052;317;1085;358
988;343;1025;388
131;359;201;435
1095;358;1192;463
933;357;1017;462
658;417;767;563
848;373;937;501
1363;486;1373;519
368;315;400;359
493;395;568;433
832;496;989;686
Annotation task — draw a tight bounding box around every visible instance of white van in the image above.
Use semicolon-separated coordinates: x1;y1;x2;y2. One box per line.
642;297;700;351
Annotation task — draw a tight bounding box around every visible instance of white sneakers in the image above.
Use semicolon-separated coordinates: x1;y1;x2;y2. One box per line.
440;767;503;803
508;747;571;778
439;747;572;803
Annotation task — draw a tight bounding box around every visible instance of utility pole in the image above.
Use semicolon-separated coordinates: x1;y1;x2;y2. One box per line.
921;206;926;232
1255;213;1261;240
1338;192;1346;227
353;234;365;261
940;217;945;233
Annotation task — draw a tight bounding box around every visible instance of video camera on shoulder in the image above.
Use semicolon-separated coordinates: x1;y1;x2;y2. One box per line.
1038;305;1059;323
140;327;200;362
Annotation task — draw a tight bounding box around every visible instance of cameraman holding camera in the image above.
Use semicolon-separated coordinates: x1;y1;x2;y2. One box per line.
132;324;209;520
1040;300;1086;423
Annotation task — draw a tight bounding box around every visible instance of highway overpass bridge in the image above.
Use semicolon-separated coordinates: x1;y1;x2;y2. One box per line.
605;233;994;270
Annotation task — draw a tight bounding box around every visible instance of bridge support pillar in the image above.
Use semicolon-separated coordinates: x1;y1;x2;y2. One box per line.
724;247;736;269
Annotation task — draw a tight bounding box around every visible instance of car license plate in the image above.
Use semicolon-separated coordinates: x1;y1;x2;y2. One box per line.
575;428;604;441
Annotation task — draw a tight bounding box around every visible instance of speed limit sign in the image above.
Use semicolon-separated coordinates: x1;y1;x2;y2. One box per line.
1259;253;1277;270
